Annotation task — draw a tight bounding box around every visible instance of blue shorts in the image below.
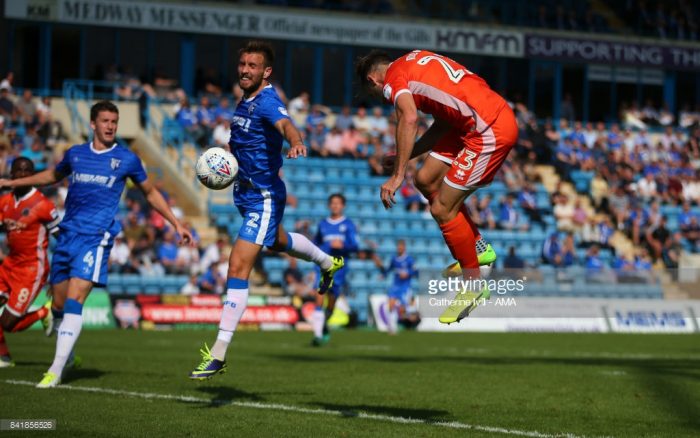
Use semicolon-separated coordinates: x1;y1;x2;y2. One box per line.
50;229;114;287
388;285;411;307
234;180;286;248
316;264;348;297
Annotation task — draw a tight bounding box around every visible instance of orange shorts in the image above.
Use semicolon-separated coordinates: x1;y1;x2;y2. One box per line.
430;106;518;190
0;261;48;317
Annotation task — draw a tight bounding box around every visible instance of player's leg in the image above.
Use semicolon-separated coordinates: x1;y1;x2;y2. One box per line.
387;297;399;335
191;185;275;379
322;292;337;340
45;281;69;337
45;231;74;337
38;277;93;388
271;225;344;294
436;110;518;324
0;272;13;365
1;268;51;334
39;231;111;387
189;237;261;380
311;291;326;345
416;150;495;275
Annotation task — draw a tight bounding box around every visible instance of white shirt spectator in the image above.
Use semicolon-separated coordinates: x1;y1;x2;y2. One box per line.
110;238;131;266
212;121;230;148
176;246;200;273
636;175;657;199
199;242;221;273
180;277;199;295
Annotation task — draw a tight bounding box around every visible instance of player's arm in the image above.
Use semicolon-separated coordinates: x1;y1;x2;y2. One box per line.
274;118;307;159
136;178;193;246
381;93;418;208
0;169;65;189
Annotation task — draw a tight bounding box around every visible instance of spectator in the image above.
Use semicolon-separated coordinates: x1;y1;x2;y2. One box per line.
175;97;205;146
282;258;314;297
478;194;497;230
109;234;132;273
321;126;344;157
16;89;37;125
498;194;521;230
518;183;546;229
503;246;526;270
572;198;588;231
352;106;372;133
553;194;575;231
645;215;671;262
158;230;180;274
663;232;683;269
287;91;310;122
335;105;354;131
305;104;331;133
176;237;200;275
542;232;561;265
0;72;13;93
0;87;16;123
368;106;389;137
21;138;50;172
635;172;658;201
180;274;200;295
212;115;231;149
200;237;226;273
585;245;612;283
198;260;226;294
215;96;235;121
307;123;327;157
341;125;367;158
559;233;577;267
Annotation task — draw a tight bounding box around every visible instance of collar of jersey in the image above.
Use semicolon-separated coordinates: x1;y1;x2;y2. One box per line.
244;84;273;103
14;187;37;206
90;141;117;154
326;216;346;225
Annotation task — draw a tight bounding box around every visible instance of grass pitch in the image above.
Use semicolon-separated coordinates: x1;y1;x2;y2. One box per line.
1;329;699;437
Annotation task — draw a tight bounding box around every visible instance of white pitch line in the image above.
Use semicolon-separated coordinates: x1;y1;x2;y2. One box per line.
3;379;593;438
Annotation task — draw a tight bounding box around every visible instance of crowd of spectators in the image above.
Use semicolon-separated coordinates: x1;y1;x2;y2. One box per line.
0;73;66;177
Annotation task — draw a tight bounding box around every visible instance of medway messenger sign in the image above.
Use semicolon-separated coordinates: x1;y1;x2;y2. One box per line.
5;0;524;58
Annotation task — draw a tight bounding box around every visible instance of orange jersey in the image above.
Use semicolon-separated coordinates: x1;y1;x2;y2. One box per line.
0;188;59;266
383;50;508;132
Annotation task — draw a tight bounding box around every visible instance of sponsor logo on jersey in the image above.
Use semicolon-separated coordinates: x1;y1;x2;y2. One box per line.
73;172;117;188
383;84;392;101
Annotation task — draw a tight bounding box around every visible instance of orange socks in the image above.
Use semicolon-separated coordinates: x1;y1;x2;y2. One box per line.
439;213;479;276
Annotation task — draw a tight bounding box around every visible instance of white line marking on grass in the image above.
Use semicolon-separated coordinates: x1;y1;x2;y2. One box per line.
4;379;597;438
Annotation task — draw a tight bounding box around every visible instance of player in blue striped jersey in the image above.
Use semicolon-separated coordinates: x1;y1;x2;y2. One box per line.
311;193;359;346
0;100;193;388
189;41;344;379
378;239;418;334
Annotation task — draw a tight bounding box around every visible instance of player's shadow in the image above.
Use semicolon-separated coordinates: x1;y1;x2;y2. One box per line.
61;368;106;384
13;361;48;367
193;385;265;409
313;402;452;423
265;353;342;363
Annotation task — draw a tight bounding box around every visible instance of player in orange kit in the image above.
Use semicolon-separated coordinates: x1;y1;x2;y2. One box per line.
356;50;518;323
0;158;60;367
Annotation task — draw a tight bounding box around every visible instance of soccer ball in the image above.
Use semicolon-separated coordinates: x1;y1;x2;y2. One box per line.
196;147;238;190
